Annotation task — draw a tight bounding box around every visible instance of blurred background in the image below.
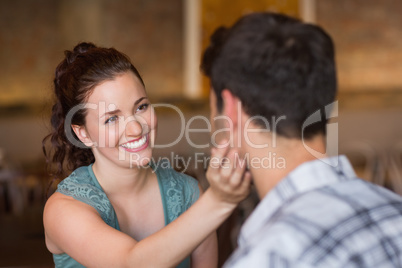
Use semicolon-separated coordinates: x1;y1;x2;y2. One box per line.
0;0;401;267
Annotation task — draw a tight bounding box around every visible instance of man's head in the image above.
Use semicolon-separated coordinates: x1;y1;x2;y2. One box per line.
201;12;337;141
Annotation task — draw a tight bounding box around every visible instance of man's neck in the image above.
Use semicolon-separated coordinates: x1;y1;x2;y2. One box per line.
244;134;327;199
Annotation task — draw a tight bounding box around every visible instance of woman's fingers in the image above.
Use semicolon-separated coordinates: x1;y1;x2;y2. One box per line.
238;170;252;196
206;140;251;205
208;142;230;170
207;141;230;184
220;150;235;182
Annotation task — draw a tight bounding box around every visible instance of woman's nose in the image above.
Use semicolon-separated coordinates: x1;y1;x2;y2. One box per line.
124;116;144;137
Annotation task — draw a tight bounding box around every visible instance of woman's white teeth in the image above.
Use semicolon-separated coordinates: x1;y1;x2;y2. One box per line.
122;136;147;149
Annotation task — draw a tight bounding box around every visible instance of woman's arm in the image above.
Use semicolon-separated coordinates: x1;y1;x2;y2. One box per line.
191;232;218;268
44;145;250;268
190;185;219;268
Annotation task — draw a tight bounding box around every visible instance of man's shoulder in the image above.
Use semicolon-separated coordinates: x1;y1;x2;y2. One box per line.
273;178;402;236
279;177;402;215
234;179;402;267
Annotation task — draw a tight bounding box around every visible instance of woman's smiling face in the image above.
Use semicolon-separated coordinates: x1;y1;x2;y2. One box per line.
78;71;157;168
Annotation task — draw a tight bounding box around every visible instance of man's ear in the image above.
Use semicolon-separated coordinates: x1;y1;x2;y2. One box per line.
221;89;240;127
71;125;93;147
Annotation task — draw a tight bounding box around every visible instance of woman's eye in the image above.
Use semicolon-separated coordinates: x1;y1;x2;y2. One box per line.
136;103;149;112
105;115;118;124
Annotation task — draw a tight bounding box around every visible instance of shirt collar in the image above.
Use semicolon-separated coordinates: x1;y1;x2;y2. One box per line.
238;155;357;245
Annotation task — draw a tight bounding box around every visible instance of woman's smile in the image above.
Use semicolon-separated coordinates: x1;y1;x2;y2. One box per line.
120;134;149;152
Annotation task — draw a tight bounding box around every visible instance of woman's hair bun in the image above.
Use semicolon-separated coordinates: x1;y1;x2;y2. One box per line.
65;42;97;65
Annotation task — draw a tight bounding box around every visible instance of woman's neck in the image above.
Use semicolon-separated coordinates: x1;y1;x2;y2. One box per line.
91;159;153;198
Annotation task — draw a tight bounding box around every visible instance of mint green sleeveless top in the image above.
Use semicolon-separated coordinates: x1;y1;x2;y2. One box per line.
53;160;200;268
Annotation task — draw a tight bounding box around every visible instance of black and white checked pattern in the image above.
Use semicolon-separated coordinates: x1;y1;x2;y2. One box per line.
225;156;402;268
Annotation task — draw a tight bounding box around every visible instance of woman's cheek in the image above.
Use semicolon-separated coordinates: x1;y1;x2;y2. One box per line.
113;124;121;148
149;105;157;131
151;113;157;131
150;113;157;147
103;123;119;148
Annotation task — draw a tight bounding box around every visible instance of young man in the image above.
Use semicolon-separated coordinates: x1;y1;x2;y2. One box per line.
202;12;402;267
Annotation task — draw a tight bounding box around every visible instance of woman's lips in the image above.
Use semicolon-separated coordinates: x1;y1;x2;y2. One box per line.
120;134;149;152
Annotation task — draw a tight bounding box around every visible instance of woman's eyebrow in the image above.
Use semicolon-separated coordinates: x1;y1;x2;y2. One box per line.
101;109;121;119
100;97;148;118
134;96;148;106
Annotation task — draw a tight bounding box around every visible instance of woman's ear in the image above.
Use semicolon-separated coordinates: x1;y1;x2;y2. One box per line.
71;125;93;147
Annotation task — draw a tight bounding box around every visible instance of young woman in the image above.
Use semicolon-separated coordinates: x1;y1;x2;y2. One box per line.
42;42;250;267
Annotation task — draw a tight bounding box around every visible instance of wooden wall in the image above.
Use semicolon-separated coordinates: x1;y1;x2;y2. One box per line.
0;0;184;109
200;0;299;97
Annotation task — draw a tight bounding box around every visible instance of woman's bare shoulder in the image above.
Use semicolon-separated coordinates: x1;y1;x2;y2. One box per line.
43;192;100;254
44;192;98;216
43;191;137;266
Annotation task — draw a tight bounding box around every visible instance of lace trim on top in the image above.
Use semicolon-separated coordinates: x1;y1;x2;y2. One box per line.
56;165;118;228
153;159;200;224
56;160;199;226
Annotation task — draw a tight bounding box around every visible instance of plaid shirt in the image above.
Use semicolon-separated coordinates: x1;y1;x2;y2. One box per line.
224;156;402;268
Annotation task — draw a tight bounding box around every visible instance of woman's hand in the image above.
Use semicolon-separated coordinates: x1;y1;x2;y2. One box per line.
206;141;251;206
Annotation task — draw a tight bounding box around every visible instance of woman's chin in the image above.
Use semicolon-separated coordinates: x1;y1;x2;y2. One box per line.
131;157;152;168
119;149;153;168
